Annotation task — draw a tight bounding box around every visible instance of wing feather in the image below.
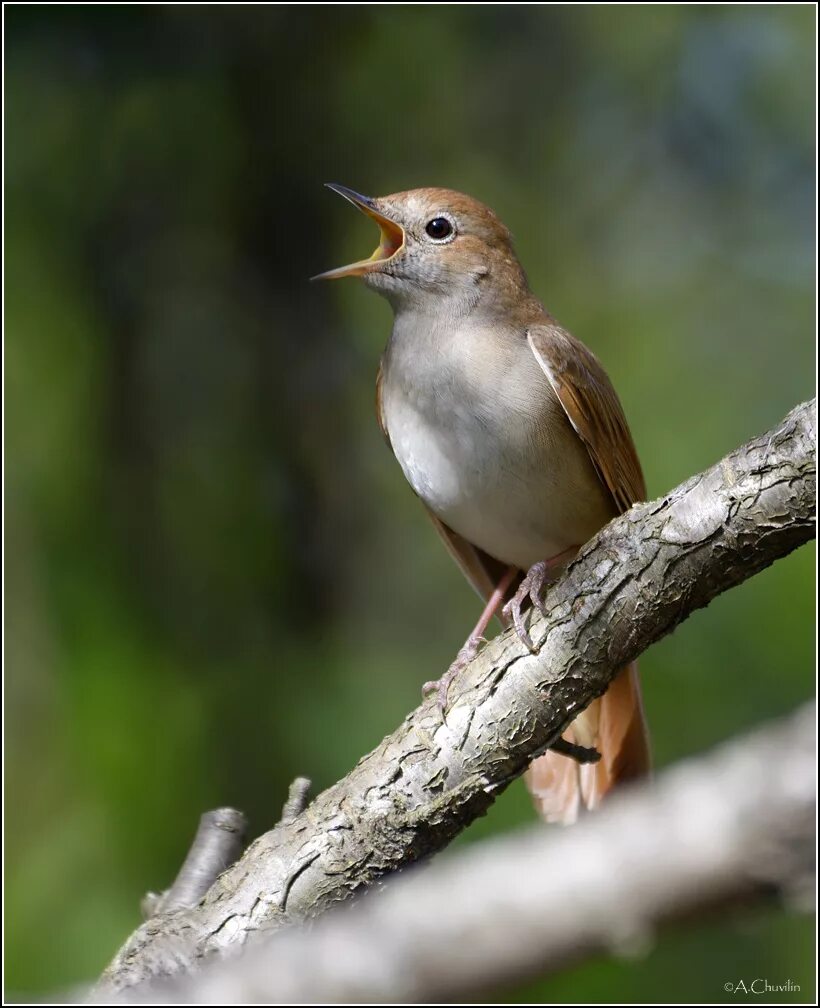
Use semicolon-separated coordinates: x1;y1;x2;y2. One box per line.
527;325;646;512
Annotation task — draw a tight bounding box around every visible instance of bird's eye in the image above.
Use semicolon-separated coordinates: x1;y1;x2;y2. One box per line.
425;217;454;241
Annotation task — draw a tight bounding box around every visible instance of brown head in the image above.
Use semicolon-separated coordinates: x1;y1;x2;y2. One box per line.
313;185;532;314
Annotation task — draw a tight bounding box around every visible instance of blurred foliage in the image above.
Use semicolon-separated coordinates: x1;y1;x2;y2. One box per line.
4;5;815;1001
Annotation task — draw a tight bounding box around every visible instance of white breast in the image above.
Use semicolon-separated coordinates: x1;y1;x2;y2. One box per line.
386;392;483;518
380;317;612;570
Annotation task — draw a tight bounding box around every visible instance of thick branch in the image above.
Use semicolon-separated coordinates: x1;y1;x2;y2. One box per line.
100;399;816;993
127;703;816;1004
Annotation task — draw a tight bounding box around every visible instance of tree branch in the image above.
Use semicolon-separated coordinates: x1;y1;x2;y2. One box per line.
99;399;816;995
123;703;816;1004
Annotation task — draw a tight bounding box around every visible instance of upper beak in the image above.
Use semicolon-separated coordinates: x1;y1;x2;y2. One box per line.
311;184;405;280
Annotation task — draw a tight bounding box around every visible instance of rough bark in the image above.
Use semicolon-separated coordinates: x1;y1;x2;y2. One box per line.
100;399;816;994
121;703;816;1004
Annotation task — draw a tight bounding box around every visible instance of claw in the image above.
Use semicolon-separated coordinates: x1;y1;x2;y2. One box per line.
423;636;483;713
509;597;535;652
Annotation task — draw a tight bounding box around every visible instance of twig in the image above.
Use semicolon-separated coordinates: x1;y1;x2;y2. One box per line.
280;777;312;824
151;809;247;916
548;738;601;764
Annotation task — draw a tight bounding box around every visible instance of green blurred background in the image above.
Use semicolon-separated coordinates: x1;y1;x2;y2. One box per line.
4;4;815;1001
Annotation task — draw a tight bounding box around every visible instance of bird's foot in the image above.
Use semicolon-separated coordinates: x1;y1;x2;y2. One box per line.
503;546;580;651
422;634;485;713
502;560;553;652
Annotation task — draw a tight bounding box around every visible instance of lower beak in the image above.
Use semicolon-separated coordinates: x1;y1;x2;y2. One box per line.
312;184;405;280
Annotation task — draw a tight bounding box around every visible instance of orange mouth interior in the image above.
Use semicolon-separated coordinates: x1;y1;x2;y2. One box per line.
371;217;404;262
312;208;405;280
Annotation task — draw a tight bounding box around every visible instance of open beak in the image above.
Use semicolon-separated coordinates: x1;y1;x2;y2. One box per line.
311;184;405;281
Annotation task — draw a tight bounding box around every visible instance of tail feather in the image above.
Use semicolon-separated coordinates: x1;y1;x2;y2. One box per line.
526;662;650;824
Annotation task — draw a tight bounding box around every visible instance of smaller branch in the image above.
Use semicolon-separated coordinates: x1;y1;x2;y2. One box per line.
140;891;166;922
152;809;247;916
128;704;815;1004
279;777;312;824
549;738;601;764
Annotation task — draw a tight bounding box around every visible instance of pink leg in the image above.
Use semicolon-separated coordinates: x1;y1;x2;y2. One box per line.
502;545;581;652
423;565;519;711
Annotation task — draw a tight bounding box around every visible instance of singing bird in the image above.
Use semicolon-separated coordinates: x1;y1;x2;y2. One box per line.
314;185;650;823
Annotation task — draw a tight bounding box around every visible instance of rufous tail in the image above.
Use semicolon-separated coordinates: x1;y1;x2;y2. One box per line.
526;662;650;825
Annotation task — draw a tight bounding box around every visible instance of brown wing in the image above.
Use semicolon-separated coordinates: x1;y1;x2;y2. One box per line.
527;324;646;512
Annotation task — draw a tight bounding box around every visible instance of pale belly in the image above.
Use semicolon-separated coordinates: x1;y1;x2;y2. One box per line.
380;336;614;570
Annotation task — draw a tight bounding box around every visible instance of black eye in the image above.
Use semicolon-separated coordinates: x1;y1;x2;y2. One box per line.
425;217;453;240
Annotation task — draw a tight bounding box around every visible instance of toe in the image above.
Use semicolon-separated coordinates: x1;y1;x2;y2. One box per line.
511;603;535;652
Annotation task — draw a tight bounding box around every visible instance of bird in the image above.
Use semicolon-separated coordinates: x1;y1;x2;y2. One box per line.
314;184;650;824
